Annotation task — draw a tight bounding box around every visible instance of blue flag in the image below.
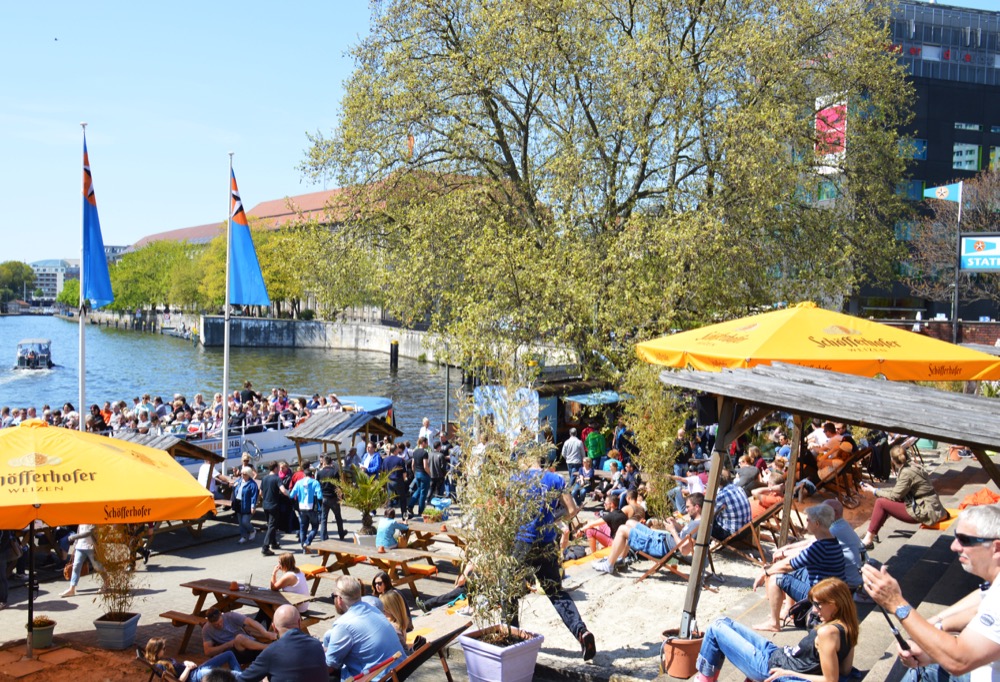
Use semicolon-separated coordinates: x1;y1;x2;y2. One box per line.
228;169;270;306
82;135;114;308
923;182;962;203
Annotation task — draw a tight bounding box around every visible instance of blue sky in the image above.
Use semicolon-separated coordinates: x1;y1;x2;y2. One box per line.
1;1;371;264
2;0;998;265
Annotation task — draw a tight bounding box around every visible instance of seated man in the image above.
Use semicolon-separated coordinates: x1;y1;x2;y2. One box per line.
237;604;327;682
752;503;847;631
592;494;703;575
575;492;629;554
323;576;406;680
863;504;1000;682
202;607;276;666
711;470;752;542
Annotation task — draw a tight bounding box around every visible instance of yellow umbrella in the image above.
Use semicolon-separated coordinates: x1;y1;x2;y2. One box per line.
636;302;1000;381
0;419;215;527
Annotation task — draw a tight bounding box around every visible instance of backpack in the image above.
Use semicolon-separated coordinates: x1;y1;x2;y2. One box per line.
784;598;820;630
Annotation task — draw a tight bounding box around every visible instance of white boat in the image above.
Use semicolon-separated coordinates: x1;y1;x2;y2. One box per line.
171;395;395;476
14;338;54;370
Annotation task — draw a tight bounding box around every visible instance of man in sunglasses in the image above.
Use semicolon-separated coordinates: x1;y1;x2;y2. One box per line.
862;504;1000;681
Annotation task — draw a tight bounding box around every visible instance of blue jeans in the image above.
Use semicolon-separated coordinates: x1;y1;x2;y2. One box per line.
902;665;969;682
298;509;320;548
776;567;812;603
238;512;254;540
567;463;582;483
70;549;104;587
410;472;431;515
697;617;778;681
189;650;242;682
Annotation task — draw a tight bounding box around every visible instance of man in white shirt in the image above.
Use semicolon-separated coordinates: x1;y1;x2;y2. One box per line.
863;504;1000;681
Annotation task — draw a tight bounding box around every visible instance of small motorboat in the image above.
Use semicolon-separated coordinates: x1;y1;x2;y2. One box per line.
14;338;54;370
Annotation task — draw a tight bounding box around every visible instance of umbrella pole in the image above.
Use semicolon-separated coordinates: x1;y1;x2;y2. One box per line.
25;521;34;660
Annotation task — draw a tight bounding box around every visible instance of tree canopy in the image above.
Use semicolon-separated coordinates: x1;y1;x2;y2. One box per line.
0;261;36;303
302;0;913;376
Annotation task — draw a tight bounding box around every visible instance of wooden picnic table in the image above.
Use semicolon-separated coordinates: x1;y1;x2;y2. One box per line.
400;521;467;552
169;578;312;654
304;539;439;597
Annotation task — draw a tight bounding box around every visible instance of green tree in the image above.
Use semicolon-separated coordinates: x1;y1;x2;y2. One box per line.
0;261;36;304
303;0;912;377
904;168;1000;309
56;279;80;308
109;240;193;311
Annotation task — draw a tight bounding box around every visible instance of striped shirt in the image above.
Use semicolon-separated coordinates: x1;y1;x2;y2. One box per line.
791;537;847;583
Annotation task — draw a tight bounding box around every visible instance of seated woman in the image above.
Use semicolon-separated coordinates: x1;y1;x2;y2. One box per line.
571;457;597;506
144;637;241;682
695;577;857;682
751;457;787;509
379;589;423;653
375;509;409;550
258;552;309;628
575;493;628;553
371;570;394;597
859;445;948;549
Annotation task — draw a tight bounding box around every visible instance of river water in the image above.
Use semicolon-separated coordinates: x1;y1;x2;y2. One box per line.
0;315;460;439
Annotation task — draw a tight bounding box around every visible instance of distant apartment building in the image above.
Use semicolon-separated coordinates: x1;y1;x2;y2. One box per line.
853;0;1000;321
30;259;74;300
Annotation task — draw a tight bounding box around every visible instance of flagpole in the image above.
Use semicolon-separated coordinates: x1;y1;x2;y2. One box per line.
952;181;963;344
222;153;234;469
78;122;88;433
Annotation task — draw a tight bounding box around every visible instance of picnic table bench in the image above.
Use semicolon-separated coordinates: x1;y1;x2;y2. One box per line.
304;539;440;597
167;578;312;654
399;521;467;566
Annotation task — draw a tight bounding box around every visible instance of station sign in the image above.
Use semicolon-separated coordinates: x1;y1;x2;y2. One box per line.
961;234;1000;272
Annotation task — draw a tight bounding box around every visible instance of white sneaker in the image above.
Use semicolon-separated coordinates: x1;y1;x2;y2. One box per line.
248;530;256;541
238;537;248;544
592;559;616;575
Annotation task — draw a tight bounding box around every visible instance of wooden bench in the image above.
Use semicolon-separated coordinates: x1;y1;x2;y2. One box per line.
159;610;207;655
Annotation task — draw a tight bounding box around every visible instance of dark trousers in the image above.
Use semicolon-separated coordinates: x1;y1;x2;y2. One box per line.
389;483;409;519
261;507;281;552
711;521;735;543
320;497;346;540
430;477;445;498
509;540;587;640
422;586;465;610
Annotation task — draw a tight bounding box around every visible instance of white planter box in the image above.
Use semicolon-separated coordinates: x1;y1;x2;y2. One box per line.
459;627;544;682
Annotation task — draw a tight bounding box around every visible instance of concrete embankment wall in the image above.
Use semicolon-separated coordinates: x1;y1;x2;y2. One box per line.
199;315;438;361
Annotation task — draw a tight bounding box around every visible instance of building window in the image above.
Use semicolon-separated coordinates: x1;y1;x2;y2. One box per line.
992;126;1000;134
991;147;1000;170
922;45;942;61
955;122;982;131
953;142;981;171
818;180;839;201
901;138;928;160
896;180;923;201
894;221;915;241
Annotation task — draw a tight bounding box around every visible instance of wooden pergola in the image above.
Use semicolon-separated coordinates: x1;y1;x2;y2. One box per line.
113;431;224;490
285;411;403;470
656;362;1000;638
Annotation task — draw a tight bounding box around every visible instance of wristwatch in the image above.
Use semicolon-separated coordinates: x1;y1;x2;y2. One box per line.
895;604;912;621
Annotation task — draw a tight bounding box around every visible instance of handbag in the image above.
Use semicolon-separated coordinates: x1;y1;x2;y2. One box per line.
62;558;91;581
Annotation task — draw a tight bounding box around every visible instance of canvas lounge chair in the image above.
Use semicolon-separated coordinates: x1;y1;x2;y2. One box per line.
633;534;716;586
354;619;470;682
813;444;872;509
711;502;785;566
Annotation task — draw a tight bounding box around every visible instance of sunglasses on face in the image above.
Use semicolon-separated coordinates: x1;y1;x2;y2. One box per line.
955;533;999;547
374;580;384;586
810;601;827;609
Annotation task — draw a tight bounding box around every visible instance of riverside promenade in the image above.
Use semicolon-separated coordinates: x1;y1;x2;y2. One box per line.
0;448;989;681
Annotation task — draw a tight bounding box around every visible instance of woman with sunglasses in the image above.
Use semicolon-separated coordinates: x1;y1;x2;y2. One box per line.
859;445;948;550
695;577;858;682
370;570;393;596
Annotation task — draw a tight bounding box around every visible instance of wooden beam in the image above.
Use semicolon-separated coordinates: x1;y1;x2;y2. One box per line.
970;447;1000;491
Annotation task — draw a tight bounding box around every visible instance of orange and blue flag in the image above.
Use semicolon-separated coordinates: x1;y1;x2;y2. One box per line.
82;135;114;308
228;169;270;306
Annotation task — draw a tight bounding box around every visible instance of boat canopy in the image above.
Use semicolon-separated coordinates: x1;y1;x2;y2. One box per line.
564;390;632;407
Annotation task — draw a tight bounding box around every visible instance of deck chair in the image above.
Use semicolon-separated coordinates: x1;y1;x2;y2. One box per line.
711;503;785;566
381;620;470;682
814;445;871;509
135;649;181;682
352;652;403;681
633;534;715;585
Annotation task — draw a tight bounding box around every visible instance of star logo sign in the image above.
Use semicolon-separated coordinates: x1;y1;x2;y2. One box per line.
935;186;951;200
974;241;986;252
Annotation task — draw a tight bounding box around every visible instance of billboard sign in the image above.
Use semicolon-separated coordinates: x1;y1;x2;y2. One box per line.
961;234;1000;272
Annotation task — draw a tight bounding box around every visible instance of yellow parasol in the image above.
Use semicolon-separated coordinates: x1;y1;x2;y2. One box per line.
636;301;1000;381
0;419;215;528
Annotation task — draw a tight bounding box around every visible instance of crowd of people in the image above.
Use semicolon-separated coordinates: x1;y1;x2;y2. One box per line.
0;381;350;439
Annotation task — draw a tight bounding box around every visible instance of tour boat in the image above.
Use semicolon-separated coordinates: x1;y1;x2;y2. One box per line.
14;339;54;370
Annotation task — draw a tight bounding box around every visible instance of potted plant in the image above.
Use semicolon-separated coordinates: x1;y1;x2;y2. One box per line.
455;375;549;682
92;524;142;650
339;467;390;544
27;615;56;649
